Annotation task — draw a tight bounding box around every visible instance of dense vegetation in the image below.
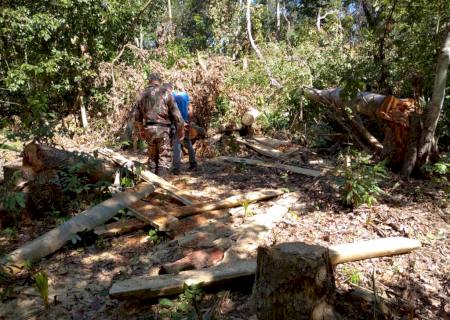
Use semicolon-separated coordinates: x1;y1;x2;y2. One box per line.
1;0;449;153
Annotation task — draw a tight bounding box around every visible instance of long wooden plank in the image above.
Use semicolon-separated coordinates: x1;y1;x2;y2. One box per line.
109;237;420;299
98;148;194;205
139;189;286;224
1;182;155;274
94;218;147;237
110;259;257;298
218;156;321;177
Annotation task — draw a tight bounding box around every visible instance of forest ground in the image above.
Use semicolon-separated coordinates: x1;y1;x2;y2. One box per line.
0;133;448;320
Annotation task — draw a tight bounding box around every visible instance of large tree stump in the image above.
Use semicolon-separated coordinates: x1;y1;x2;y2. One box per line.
253;242;337;320
23;142;116;182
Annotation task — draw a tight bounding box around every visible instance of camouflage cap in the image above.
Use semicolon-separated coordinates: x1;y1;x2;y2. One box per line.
147;73;162;82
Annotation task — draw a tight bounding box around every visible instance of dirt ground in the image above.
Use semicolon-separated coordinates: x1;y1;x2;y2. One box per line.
0;140;448;320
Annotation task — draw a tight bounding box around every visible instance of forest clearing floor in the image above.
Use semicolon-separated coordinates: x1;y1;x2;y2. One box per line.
0;137;449;320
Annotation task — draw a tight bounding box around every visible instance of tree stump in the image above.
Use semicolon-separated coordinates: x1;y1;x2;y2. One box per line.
253;242;337;320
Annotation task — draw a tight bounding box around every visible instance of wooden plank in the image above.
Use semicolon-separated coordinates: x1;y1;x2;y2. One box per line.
94;218;147;237
109;237;420;299
139;189;286;225
97;148;194;205
109;259;257;299
329;237;422;265
127;200;178;231
1;183;155;274
218;156;321;177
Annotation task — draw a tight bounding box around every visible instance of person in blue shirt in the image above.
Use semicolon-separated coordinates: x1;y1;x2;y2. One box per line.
163;83;197;174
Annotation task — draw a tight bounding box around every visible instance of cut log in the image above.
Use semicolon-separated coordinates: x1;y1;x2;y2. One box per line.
127;199;178;231
97;148;194;205
1;182;155;274
109;259;257;299
252;136;291;149
328;237;421;265
23;142;116;182
109;237;420;299
218;156;321;177
253;242;337;320
143;189;286;223
94;218;147;238
235;137;286;159
241;107;261;126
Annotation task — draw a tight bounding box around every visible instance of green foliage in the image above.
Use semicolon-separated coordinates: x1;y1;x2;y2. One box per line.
0;191;26;226
336;151;388;208
342;266;361;285
242;199;254;217
147;229;162;244
34;271;49;308
158;283;203;319
423;154;449;183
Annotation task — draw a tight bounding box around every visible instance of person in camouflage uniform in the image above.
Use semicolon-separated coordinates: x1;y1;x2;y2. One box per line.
135;73;185;175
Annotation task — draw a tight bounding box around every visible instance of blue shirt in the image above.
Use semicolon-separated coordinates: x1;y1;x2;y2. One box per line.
172;91;190;122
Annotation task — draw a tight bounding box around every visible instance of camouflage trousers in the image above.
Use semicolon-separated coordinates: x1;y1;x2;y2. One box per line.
142;125;172;175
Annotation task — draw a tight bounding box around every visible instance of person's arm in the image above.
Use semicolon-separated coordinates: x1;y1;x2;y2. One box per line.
167;94;185;140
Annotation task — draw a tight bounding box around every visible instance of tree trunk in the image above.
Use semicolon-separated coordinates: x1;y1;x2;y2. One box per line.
253;242;337;320
241;107;261;126
416;27;450;168
276;0;281;41
246;0;280;87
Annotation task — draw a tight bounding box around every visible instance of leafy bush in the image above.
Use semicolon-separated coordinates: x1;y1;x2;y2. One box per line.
336;151;387;208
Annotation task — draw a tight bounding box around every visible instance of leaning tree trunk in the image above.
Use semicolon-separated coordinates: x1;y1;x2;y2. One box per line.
253;242;337;320
412;26;450;173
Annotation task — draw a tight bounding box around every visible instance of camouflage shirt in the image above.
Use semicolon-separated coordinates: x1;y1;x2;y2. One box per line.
135;84;184;135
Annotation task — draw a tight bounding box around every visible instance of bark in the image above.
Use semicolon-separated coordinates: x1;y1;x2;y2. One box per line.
1;183;155;274
254;242;337;320
416;27;450;166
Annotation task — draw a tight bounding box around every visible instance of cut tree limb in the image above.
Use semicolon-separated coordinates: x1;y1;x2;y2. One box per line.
218;156;321;177
328;236;421;265
252;136;291;149
109;237;420;299
1;182;155;274
98;148;194;205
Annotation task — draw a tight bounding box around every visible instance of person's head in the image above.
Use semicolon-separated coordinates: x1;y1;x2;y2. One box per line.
147;73;162;86
175;81;185;91
162;82;173;93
